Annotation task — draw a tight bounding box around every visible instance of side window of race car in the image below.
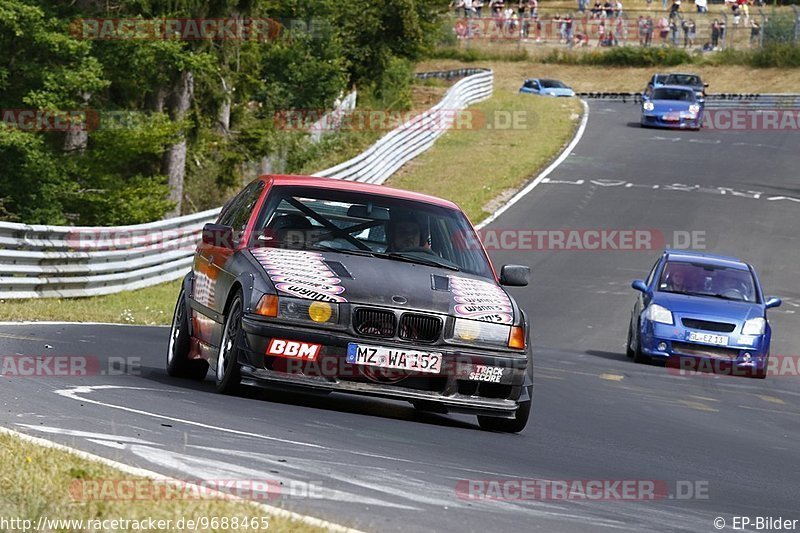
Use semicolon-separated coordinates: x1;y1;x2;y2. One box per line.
218;181;265;241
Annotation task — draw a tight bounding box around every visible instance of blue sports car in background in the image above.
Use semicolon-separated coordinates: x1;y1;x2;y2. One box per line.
627;250;781;378
640;85;703;130
520;78;575;97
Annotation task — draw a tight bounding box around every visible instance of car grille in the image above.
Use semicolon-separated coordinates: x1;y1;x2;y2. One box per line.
672;342;739;360
399;313;442;343
353;308;395;338
681;318;736;333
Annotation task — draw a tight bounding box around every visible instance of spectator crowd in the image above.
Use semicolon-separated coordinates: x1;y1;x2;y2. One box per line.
450;0;766;50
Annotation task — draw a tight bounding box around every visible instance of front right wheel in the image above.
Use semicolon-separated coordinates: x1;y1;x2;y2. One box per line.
166;288;209;381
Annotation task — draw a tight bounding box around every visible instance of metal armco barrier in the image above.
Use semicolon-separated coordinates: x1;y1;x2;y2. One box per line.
314;69;492;184
578;92;800;108
0;69;493;299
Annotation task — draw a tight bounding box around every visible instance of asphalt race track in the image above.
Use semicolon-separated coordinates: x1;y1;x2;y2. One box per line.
2;101;799;532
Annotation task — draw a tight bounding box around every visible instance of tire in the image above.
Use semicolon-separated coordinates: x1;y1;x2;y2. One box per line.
166;289;209;380
630;321;650;364
626;324;635;358
215;291;244;394
752;356;768;379
477;385;532;433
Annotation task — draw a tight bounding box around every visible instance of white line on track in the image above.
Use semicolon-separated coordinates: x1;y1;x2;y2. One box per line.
0;425;362;533
53;385;325;449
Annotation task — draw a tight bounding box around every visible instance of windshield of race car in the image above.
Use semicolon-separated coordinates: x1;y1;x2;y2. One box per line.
254;186;494;278
658;261;758;302
540;79;568;88
664;74;701;87
652;88;695;101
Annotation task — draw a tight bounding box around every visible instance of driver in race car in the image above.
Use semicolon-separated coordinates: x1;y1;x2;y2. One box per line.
387;213;431;252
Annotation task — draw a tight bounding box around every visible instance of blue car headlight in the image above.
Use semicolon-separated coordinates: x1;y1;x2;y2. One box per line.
643;102;655;111
742;317;766;335
644;304;673;325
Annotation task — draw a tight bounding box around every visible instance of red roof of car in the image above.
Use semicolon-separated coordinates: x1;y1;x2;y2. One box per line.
261;174;460;210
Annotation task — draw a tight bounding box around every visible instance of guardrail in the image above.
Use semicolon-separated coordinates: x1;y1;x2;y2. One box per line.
577;92;800;108
0;69;493;299
314;69;492;184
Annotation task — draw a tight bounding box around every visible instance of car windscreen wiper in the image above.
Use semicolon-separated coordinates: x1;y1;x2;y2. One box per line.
380;252;460;271
304;243;378;257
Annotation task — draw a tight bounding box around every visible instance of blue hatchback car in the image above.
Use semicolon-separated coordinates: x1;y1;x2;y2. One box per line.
640;85;703;130
519;78;575;97
627;250;781;378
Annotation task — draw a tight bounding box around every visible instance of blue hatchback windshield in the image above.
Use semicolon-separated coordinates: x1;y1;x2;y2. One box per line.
658;261;758;302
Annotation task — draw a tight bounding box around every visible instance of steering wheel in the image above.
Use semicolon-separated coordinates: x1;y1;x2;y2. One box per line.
719;288;745;300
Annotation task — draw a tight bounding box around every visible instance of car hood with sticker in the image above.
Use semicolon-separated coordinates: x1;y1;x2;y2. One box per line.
250;248;516;323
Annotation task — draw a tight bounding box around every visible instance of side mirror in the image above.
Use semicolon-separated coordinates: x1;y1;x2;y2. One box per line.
500;265;530;287
631;279;649;294
765;297;782;309
202;223;235;249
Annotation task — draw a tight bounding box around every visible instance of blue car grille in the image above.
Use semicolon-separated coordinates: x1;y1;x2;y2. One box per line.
681;318;736;333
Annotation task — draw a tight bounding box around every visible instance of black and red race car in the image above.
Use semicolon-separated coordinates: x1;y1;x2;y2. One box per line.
167;175;533;432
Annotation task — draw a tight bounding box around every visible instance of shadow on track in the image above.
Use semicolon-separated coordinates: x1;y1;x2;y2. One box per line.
134;364;480;431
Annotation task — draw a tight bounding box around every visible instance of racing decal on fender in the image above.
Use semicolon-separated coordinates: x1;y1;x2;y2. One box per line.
266;339;321;361
448;275;513;324
251;248;347;302
274;283;346;302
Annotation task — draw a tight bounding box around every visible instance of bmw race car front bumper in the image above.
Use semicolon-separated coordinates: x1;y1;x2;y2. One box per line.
237;315;532;418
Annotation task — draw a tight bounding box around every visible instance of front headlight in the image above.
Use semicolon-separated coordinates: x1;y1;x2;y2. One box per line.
258;296;339;325
643;102;655;111
451;318;511;348
742;317;766;335
688;104;701;114
643;304;673;325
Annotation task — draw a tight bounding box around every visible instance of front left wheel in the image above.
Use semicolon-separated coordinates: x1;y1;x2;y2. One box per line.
477;385;532;433
166;289;209;381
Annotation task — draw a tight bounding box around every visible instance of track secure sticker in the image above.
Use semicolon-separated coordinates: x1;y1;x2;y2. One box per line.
448;276;513;324
468;365;505;383
252;248;347;302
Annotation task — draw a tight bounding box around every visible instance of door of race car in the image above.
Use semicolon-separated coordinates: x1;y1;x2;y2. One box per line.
191;179;265;347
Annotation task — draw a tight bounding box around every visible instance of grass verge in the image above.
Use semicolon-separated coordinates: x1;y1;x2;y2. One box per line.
0;280;181;325
0;430;330;533
416;58;800;93
386;90;581;223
